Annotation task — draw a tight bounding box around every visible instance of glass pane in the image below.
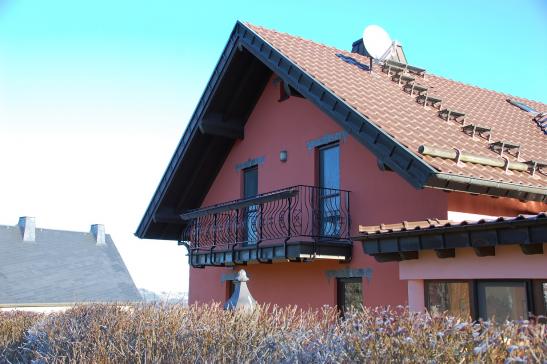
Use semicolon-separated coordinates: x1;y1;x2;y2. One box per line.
318;145;340;237
243;167;258;198
426;282;470;317
246;205;259;244
320;196;341;236
542;282;547;312
338;279;363;312
344;282;363;309
243;167;258;244
319;145;339;190
478;281;528;322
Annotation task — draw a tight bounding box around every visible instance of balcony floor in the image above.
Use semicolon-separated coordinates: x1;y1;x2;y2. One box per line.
189;239;352;267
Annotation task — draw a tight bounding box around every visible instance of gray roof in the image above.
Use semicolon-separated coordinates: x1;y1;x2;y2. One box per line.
0;221;141;305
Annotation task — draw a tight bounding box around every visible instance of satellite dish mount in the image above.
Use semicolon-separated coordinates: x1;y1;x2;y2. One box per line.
362;25;400;70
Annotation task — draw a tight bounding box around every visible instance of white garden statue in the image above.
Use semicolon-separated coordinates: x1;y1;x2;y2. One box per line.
224;269;257;311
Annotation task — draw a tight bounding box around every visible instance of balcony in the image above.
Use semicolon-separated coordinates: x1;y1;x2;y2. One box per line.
179;185;352;267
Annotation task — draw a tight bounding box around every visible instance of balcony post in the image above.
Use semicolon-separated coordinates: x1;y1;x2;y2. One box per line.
194;219;199;248
235;209;239;243
259;204;263;241
346;191;350;238
213;213;217;246
287;197;291;237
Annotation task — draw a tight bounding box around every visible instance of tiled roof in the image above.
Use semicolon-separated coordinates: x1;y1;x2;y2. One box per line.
0;223;141;305
359;219;452;235
358;212;546;236
246;24;546;189
356;213;547;262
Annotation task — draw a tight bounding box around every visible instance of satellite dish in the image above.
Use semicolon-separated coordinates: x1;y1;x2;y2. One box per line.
362;25;393;61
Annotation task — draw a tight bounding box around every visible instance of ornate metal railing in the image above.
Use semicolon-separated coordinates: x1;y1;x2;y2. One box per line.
180;185;350;250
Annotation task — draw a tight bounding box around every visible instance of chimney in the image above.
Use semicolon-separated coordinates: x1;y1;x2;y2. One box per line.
351;39;369;57
18;216;36;242
90;224;106;245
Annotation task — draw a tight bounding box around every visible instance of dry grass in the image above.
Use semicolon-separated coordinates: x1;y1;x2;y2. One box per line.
0;303;545;363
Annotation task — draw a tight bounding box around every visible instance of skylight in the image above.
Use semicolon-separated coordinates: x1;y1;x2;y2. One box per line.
506;99;538;114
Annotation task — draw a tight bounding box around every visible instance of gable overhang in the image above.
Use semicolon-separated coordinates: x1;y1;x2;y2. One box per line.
137;22;547;240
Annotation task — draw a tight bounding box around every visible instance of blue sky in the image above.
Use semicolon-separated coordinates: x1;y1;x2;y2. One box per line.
0;0;545;293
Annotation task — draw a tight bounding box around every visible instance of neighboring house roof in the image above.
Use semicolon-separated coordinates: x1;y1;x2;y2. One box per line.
0;218;141;305
355;212;547;262
137;21;546;240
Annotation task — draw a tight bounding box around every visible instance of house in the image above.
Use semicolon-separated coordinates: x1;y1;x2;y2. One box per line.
0;217;141;311
136;22;546;320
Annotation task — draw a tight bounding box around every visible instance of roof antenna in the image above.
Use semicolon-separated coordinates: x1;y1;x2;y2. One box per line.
362;25;400;72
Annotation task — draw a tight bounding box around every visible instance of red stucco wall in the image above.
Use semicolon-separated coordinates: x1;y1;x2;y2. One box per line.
447;192;546;216
188;76;451;308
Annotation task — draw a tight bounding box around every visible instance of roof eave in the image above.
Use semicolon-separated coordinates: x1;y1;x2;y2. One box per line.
355;213;547;262
135;22;244;239
425;173;547;203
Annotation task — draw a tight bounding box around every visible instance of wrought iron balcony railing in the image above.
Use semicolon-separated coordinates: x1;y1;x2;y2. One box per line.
180;185;350;252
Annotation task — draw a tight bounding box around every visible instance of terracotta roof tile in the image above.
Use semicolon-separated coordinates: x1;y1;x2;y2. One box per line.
246;24;546;189
358;212;547;236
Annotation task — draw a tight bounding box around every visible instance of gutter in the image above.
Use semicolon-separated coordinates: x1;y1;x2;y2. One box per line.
426;173;547;203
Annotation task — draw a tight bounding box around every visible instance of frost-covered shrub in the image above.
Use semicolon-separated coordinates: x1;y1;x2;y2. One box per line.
0;304;545;363
0;311;43;363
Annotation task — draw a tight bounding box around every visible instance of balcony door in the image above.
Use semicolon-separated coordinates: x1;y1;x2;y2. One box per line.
318;143;341;237
243;166;259;244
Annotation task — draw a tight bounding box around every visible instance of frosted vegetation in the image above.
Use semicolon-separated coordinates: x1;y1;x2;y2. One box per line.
1;303;545;363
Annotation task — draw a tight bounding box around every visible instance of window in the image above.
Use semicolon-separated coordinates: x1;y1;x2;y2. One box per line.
226;280;237;300
532;280;547;319
425;281;471;318
506;98;538;114
318;143;341;237
542;282;547;312
337;277;363;313
425;280;546;321
477;281;529;322
243;166;259;244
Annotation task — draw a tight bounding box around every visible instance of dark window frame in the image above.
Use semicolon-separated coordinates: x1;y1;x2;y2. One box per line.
475;280;533;322
425;279;545;321
242;165;258;199
315;142;341;238
241;166;259;246
337;277;363;315
316;142;340;189
532;280;547;322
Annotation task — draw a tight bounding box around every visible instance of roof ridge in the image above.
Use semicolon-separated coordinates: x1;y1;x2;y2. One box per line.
245;23;546;107
0;224;108;237
244;22;342;54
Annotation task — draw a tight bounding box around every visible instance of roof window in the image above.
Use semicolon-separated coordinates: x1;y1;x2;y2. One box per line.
506;99;538;114
336;53;370;71
507;99;546;134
